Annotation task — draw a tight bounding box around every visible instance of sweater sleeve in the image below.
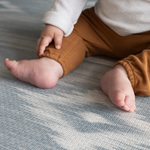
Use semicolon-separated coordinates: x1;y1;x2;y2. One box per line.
42;0;88;37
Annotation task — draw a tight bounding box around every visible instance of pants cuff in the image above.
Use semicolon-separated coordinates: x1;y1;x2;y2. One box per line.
114;60;135;90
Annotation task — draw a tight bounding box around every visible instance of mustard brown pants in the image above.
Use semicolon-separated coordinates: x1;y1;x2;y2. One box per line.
40;7;150;96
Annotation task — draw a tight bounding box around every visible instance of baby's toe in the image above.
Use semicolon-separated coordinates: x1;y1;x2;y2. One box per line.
121;104;130;112
4;59;17;70
125;95;136;112
110;91;126;107
110;91;135;112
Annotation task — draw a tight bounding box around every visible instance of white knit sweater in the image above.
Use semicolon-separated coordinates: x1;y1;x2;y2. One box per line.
42;0;150;36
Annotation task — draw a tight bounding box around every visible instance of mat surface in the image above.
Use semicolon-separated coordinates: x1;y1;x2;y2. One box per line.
0;0;150;149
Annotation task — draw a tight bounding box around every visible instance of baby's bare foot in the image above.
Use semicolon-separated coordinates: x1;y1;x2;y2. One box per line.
100;65;136;112
4;57;63;88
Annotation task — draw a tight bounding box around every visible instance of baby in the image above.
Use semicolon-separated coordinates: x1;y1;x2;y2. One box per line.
5;0;150;112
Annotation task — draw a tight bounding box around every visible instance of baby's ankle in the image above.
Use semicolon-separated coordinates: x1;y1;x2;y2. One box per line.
114;65;128;78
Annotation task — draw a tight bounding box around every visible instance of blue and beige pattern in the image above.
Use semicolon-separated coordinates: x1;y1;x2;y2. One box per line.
1;0;150;149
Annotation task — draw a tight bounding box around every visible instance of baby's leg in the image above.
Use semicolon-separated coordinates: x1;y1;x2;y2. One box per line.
100;65;135;112
4;32;88;88
73;7;150;112
4;57;63;88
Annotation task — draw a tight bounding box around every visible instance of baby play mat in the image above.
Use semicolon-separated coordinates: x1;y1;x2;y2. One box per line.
0;0;150;149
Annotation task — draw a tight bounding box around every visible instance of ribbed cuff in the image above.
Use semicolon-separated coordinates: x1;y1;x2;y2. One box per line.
42;11;74;37
114;60;135;89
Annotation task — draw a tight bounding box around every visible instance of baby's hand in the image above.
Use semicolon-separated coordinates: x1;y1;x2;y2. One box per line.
36;24;64;56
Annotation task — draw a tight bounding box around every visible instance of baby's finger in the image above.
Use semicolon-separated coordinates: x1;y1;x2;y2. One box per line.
38;36;52;56
36;38;41;55
54;34;63;49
